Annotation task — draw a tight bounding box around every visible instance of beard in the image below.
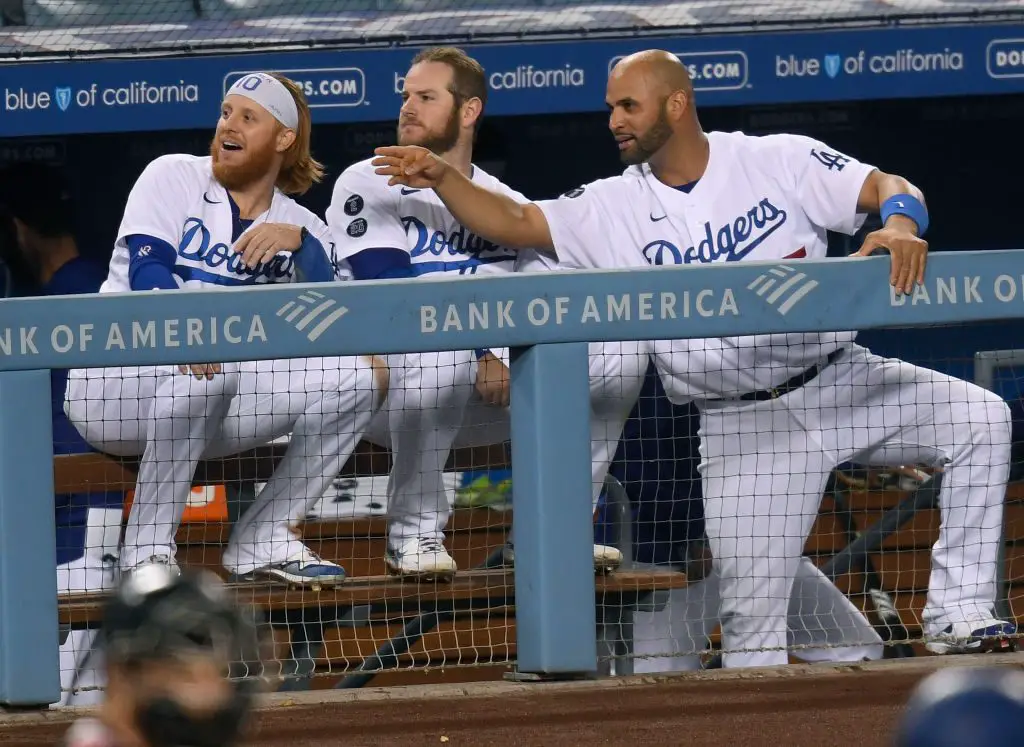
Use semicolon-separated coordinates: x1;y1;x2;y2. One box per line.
397;106;461;155
210;136;277;191
619;106;673;166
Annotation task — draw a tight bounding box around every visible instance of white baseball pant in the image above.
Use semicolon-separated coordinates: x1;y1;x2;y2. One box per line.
366;342;649;545
653;342;1011;668
65;357;383;572
631;560;884;673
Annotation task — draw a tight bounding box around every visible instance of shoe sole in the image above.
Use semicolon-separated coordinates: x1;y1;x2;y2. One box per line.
925;635;1020;655
232;568;347;590
385;561;457;583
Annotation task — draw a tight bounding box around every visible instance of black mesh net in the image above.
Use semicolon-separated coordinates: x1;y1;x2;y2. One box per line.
0;0;1021;60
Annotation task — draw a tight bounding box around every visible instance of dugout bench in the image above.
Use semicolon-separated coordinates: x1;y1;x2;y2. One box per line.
53;441;688;690
52;445;1024;689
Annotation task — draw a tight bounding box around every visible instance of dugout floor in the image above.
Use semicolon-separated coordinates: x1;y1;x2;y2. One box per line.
3;654;1023;746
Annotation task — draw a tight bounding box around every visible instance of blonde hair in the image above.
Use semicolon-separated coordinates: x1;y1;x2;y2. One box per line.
270;73;324;195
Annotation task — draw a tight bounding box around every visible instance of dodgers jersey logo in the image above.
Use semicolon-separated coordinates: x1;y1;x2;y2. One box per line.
177;217;293;285
642;197;788;266
403;215;515;270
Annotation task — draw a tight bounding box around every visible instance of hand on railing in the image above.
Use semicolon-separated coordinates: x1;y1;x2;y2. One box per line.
475;353;510;408
853;218;928;296
178;363;222;380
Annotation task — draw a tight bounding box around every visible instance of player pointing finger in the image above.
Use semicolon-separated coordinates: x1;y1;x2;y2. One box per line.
373;145;451;189
372;48;1017;665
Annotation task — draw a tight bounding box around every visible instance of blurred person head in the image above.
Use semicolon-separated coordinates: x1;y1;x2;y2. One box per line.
94;565;270;747
211;71;324;197
0;211;22;297
606;50;702;169
895;666;1024;747
398;46;487;155
0;161;77;288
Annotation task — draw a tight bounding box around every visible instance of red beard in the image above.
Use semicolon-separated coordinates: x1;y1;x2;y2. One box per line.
209;136;277;191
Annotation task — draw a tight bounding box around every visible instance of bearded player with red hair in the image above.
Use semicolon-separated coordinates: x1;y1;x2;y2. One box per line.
64;73;387;598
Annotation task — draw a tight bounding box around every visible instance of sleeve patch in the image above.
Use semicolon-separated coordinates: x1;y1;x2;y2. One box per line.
809;149;851;172
344;194;364;216
347;218;368;238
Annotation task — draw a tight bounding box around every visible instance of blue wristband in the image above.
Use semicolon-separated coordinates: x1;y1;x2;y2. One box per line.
474;349;489;360
880;193;928;236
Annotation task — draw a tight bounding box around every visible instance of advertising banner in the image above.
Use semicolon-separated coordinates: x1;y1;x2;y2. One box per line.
0;23;1021;138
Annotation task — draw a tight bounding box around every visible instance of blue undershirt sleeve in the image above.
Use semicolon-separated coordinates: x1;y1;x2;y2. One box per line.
292;232;336;283
126;234;178;291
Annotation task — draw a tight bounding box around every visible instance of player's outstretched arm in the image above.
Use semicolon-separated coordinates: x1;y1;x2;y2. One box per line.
853;170;929;295
372;145;555;255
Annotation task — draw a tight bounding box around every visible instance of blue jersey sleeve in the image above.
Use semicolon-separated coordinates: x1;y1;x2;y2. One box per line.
291;231;336;283
127;234;179;291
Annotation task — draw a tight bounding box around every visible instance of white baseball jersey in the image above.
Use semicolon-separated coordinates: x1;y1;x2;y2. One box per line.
328;158;542;277
100;154;337;294
534;130;876;398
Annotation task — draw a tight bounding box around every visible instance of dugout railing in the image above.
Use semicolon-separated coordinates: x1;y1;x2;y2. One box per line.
1;250;1023;706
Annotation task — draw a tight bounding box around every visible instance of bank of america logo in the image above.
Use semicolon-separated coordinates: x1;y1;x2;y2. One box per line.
746;264;818;316
276;290;348;341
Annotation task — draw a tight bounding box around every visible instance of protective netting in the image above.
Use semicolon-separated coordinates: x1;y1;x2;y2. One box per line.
51;339;1024;699
1;0;1022;59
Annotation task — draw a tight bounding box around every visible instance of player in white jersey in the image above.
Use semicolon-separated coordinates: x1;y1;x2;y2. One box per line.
371;50;1017;665
325;47;641;578
65;72;388;588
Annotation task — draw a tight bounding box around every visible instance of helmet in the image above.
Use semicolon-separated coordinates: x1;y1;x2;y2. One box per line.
100;564;262;670
99;565;268;747
896;666;1024;747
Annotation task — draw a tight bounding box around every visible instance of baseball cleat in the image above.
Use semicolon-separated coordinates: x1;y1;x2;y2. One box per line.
385;537;457;581
502;543;623;574
122;553;181;579
234;548;347;588
925;619;1019;655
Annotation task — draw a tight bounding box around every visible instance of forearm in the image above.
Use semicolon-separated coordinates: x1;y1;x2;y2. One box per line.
859;171;928;236
435;170;551;252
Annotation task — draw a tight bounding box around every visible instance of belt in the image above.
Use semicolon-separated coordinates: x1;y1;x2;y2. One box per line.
736;348;845;402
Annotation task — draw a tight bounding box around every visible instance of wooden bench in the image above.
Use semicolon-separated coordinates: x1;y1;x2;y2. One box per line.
53;445;1024;682
53;441;688;687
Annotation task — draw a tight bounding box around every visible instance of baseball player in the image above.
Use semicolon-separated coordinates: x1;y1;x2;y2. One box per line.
63;564;266;747
65;72;388;588
325;47;645;578
371;50;1017;665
